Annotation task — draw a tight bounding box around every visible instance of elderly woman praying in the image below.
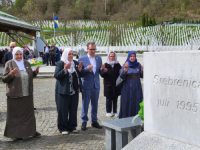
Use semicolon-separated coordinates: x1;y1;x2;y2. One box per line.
2;47;41;141
54;48;83;135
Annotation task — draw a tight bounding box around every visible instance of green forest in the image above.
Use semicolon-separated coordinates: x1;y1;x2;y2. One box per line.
1;0;200;24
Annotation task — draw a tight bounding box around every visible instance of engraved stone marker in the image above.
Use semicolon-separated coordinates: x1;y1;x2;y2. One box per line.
144;51;200;147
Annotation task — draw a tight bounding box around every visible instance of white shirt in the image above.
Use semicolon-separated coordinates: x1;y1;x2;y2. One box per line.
88;54;96;74
45;47;49;53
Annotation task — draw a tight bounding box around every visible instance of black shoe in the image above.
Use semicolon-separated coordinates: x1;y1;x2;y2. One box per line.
16;138;23;141
34;132;41;137
91;122;102;129
34;108;36;110
81;122;87;131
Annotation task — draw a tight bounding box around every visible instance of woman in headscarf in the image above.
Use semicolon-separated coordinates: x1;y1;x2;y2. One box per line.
2;47;41;141
100;51;121;117
119;51;143;119
54;48;83;135
55;44;61;62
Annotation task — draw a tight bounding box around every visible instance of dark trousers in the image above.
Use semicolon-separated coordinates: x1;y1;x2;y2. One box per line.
55;93;79;132
51;54;56;65
106;96;118;113
45;53;50;65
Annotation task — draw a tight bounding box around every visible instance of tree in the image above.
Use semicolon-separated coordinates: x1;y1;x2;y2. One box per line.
145;14;148;26
14;0;28;11
142;13;146;27
58;0;72;34
149;17;152;25
91;0;107;30
152;17;156;25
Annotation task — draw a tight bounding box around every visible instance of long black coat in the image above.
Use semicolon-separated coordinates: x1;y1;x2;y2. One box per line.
101;63;122;98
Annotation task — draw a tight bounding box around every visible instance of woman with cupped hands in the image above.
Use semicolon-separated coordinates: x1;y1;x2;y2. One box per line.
119;51;143;119
54;48;83;135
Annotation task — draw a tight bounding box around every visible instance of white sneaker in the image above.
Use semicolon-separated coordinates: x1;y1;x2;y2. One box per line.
106;113;112;117
72;130;78;133
62;131;68;135
114;113;119;117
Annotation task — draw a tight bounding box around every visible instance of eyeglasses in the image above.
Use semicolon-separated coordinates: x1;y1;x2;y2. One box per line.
10;46;15;48
88;49;96;51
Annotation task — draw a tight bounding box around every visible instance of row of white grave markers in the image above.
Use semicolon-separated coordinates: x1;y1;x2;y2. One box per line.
45;24;200;49
33;20;136;30
1;23;200;51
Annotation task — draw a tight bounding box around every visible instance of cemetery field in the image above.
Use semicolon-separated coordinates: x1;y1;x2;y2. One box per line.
1;20;200;52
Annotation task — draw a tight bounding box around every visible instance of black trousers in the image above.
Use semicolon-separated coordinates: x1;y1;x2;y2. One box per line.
106;96;118;113
55;93;79;132
51;54;56;65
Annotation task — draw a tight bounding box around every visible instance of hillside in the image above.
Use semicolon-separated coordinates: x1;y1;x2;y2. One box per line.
1;0;200;23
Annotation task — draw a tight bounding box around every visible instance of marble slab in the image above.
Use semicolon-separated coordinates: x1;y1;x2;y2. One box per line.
144;51;200;147
102;116;142;132
122;132;200;150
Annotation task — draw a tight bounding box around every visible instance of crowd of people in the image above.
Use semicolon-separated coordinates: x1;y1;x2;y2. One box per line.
2;41;143;140
42;43;61;66
1;43;35;67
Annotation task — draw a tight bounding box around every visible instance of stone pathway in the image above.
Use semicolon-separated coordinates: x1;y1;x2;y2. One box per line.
0;55;144;149
0;78;113;149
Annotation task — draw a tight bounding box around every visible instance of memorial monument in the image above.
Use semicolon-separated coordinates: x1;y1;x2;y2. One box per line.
123;51;200;150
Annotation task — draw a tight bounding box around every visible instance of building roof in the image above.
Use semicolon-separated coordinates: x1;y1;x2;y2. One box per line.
0;11;40;37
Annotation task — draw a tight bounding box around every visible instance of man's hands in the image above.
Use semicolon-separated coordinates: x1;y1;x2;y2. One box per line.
10;67;19;76
64;62;72;71
87;65;93;71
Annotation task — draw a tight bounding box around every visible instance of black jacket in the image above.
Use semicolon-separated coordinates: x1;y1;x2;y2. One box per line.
3;52;13;67
44;46;50;53
101;63;122;98
54;60;83;95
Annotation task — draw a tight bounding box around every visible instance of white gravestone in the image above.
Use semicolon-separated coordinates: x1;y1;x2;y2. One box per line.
144;51;200;147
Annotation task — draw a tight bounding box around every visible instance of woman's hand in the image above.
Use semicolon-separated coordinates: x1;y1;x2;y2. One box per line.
101;64;105;70
104;68;108;73
64;62;71;71
78;61;83;72
141;66;143;72
123;62;129;73
34;66;40;73
10;67;19;76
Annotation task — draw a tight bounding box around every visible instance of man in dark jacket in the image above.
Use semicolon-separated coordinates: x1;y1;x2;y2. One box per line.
3;42;16;67
49;43;56;66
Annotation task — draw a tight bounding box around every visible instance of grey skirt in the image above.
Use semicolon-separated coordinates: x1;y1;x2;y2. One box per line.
4;95;36;138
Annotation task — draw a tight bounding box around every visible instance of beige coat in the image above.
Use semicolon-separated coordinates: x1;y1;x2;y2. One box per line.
2;59;38;97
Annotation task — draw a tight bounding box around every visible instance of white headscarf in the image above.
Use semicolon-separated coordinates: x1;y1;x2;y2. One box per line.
107;51;119;67
12;47;26;71
61;47;75;73
56;44;60;50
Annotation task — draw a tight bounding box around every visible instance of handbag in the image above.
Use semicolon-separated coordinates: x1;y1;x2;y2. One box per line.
116;76;124;89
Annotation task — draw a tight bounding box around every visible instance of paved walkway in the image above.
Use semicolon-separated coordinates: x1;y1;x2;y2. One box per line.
0;55;143;149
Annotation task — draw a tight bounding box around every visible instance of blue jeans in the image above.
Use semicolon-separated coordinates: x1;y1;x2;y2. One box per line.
45;53;50;65
106;96;118;113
